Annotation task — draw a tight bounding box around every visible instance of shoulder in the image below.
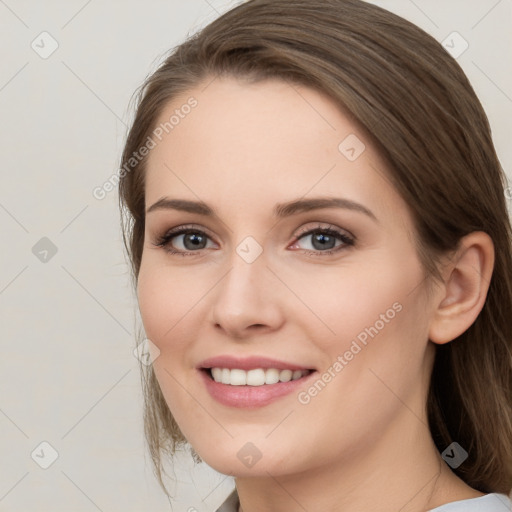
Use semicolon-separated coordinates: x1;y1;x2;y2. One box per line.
215;489;239;512
428;493;512;512
214;490;512;512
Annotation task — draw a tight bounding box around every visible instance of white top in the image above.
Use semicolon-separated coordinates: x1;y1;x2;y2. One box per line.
427;493;512;511
216;490;512;512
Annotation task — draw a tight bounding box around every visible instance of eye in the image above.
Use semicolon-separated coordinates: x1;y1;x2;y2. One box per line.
289;224;355;256
152;225;216;256
152;222;355;257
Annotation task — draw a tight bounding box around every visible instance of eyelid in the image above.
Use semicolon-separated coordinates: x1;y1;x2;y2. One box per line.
293;222;355;240
155;222;353;242
161;223;217;241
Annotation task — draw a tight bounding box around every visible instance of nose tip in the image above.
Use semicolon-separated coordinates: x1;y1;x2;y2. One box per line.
213;321;270;341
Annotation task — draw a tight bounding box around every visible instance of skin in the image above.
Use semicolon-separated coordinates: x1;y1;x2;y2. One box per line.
136;77;494;512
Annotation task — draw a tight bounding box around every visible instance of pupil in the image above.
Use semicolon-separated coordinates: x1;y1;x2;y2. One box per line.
185;233;205;250
313;233;334;250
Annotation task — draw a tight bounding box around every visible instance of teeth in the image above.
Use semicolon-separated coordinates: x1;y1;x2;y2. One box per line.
247;369;265;386
265;368;280;385
292;370;302;380
279;369;292;382
230;369;247;386
209;367;310;386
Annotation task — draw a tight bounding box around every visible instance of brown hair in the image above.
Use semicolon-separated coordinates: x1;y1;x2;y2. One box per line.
118;0;512;496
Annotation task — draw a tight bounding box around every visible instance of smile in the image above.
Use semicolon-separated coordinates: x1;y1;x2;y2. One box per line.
209;367;312;386
198;356;317;408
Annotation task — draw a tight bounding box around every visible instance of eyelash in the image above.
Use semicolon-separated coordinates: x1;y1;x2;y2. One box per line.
152;223;355;257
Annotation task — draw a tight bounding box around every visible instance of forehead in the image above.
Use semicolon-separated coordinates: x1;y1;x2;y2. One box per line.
143;77;404;223
149;77;362;159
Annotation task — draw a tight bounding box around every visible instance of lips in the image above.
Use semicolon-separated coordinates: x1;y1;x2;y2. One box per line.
198;355;317;407
199;355;313;372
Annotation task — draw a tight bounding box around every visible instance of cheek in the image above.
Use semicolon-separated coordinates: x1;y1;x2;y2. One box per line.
137;251;208;328
304;251;429;398
136;267;168;345
137;267;199;425
136;262;206;350
286;257;415;352
313;286;431;429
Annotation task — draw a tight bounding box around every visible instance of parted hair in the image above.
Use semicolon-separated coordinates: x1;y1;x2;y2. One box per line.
118;0;512;496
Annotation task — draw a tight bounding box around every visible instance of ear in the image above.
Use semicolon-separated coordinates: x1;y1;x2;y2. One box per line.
428;231;495;345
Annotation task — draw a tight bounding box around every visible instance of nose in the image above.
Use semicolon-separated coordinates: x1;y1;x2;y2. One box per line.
209;249;285;340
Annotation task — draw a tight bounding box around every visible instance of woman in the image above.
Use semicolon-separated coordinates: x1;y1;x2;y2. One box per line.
118;0;512;510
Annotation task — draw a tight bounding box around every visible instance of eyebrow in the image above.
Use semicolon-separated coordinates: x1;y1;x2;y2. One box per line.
146;196;378;222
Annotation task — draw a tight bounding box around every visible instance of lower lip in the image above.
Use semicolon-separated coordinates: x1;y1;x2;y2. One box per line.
199;369;316;408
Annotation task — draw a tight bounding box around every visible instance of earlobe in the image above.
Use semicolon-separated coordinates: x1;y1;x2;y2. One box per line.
428;232;495;345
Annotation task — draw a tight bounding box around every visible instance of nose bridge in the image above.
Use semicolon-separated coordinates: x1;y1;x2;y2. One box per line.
218;247;268;310
210;243;281;334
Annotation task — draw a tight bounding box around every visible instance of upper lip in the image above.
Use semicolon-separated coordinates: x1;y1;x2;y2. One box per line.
198;355;314;371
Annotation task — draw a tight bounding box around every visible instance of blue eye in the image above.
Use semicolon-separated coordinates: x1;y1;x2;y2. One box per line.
292;227;354;255
153;227;215;256
152;224;355;257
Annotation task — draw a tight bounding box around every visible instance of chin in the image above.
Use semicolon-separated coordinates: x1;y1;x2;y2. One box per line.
189;439;296;478
203;457;283;478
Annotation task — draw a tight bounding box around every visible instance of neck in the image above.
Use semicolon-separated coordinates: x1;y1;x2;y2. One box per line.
234;411;477;512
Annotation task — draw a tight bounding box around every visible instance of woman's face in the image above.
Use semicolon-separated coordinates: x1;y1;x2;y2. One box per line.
137;77;437;477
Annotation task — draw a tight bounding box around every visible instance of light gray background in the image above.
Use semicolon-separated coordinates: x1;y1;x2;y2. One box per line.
1;1;511;511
